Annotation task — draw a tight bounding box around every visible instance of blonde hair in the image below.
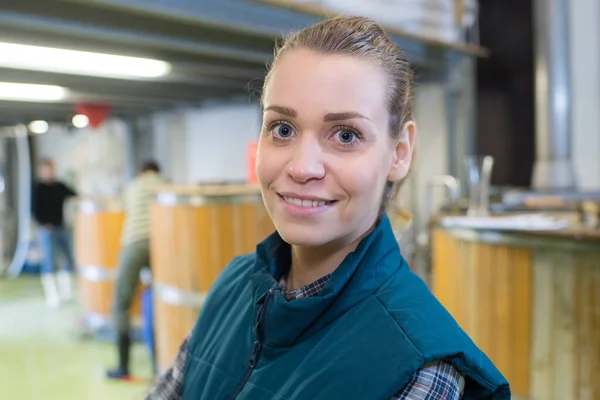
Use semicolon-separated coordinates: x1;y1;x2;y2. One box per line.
263;15;415;213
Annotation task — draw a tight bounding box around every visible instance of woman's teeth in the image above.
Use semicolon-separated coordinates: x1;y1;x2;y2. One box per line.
283;197;331;208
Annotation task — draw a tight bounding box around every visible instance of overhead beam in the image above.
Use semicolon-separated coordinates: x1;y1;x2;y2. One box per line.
173;62;267;81
0;68;248;100
64;0;488;66
0;11;273;64
62;0;317;38
0;100;158;124
0;100;160;113
67;93;200;108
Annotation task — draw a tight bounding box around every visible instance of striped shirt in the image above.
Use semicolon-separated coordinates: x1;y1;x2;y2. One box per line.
121;172;165;246
146;274;465;399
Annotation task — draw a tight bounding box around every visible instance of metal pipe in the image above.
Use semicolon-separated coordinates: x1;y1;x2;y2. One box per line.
531;0;576;189
4;125;32;278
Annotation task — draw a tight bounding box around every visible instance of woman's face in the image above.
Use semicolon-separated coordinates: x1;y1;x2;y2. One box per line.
257;49;414;248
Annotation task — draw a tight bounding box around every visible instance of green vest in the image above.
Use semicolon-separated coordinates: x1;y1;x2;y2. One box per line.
183;215;510;399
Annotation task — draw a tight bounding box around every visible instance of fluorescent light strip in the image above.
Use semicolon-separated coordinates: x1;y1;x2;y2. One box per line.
0;42;171;79
0;82;69;101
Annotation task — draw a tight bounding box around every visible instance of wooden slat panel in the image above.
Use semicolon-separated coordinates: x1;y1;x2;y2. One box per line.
552;253;575;399
573;253;600;400
453;239;467;327
150;193;273;372
432;229;533;399
530;250;600;400
432;229;458;318
433;229;600;399
493;245;512;381
511;247;532;396
150;204;168;286
592;261;600;400
530;251;554;399
75;211;125;268
573;254;585;400
154;300;199;372
464;237;478;336
476;239;494;362
196;205;214;293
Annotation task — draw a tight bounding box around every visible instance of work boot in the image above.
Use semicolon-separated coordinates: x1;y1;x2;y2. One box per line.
57;270;73;302
40;273;60;309
107;333;131;380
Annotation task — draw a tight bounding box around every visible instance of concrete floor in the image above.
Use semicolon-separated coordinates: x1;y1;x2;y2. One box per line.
0;276;153;400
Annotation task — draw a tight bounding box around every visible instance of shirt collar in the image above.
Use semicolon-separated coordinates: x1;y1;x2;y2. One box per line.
279;273;332;301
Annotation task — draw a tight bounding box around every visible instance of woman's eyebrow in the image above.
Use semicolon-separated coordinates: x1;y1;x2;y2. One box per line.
263;105;296;117
324;112;371;122
263;107;371;122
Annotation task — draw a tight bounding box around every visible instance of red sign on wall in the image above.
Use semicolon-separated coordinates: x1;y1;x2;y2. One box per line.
247;141;259;184
74;103;112;129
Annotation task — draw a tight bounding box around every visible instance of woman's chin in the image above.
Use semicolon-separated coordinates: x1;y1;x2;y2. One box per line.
276;227;332;248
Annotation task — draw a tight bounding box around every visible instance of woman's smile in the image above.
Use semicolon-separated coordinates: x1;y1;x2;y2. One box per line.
277;191;338;217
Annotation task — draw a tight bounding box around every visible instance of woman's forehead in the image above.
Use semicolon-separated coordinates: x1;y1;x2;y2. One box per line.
263;49;388;120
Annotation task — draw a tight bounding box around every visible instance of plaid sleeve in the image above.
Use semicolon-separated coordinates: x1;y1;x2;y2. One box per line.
145;333;190;400
392;361;465;400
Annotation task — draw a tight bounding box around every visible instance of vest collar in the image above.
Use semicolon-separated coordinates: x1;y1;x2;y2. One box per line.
251;214;404;348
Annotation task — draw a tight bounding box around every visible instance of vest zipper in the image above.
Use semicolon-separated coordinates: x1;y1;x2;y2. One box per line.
228;288;276;400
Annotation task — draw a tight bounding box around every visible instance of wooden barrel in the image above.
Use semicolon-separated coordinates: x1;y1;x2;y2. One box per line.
150;184;274;372
74;198;142;329
432;227;600;400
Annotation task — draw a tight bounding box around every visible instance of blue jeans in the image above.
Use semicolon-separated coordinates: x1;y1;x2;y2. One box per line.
38;226;74;274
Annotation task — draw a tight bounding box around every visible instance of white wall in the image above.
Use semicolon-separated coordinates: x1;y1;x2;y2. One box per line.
185;104;260;184
152;111;189;184
33;119;130;196
570;0;600;190
151;103;261;185
403;83;450;230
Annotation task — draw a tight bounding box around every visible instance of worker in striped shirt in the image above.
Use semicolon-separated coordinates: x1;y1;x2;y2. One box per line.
107;160;166;380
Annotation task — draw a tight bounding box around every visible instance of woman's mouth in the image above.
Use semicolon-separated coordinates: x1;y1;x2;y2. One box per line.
281;196;335;208
276;193;337;216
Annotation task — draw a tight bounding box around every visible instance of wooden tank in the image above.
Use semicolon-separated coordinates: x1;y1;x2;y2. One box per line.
433;226;600;399
150;184;274;372
74;198;142;329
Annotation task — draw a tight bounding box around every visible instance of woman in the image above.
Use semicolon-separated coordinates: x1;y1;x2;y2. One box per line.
148;16;510;400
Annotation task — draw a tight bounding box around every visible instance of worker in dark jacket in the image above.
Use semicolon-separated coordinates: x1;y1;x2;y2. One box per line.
32;158;77;308
147;16;510;400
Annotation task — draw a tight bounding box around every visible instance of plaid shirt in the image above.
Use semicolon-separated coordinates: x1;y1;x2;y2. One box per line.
146;275;465;400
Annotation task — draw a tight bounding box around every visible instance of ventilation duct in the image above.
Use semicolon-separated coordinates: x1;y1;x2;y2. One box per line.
531;0;576;189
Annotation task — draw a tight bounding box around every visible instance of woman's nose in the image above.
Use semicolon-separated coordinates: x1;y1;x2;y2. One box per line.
286;138;325;183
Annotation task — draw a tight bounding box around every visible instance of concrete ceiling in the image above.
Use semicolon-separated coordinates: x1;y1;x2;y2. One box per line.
0;0;484;126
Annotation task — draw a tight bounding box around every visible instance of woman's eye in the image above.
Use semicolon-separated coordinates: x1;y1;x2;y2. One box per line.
272;123;294;138
336;130;357;144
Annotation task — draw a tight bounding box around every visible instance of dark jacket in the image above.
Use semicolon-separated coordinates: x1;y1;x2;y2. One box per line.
32;181;76;227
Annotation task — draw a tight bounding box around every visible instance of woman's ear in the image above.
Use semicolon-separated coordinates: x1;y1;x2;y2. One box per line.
387;121;416;182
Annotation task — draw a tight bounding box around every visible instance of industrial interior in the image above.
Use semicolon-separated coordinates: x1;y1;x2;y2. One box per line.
0;0;598;399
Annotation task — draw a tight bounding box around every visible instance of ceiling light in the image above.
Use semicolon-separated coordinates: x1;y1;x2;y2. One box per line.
28;120;49;134
72;114;89;128
0;42;171;79
0;82;68;102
